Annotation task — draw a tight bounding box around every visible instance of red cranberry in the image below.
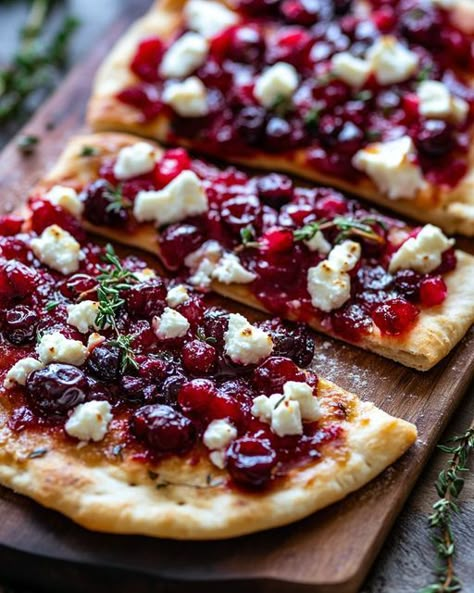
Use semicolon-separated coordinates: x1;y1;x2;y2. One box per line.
197;59;233;92
259;319;315;367
200;308;229;346
227;437;277;488
117;84;164;121
263;117;292;152
227;24;265;63
234;106;267;145
221;195;263;234
120;375;159;404
161;373;187;403
158;224;204;270
155;149;191;187
0;237;31;263
86;344;121;382
82;180;130;228
314;193;348;218
371;298;419;335
337;121;364;155
30;201;84;241
253;356;306;395
60;273;97;299
0;260;37;300
435;247;457;274
419;276;447;307
178;378;217;413
280;0;321;25
400;7;441;46
26;364;88;416
3;305;37;345
416;120;454;157
256;173;294;208
131;404;196;453
331;303;373;342
391;269;421;301
267;27;313;68
138;356;170;381
123;278;167;317
207;393;243;424
182;339;217;375
0;215;23;236
130;36;163;83
261;228;294;253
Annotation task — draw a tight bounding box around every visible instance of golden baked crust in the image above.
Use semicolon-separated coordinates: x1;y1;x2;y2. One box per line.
0;377;416;539
36;132;474;371
87;0;474;236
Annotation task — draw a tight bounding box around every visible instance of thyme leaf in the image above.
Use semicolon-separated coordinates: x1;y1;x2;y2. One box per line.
45;300;59;312
239;225;259;250
293;216;386;246
79;145;99;157
109;334;139;373
103;183;132;214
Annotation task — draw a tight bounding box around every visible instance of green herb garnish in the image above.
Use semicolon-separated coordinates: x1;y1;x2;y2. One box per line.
45;300;59;312
416;64;434;83
271;93;294;117
109;334;139;373
354;89;373;102
239;225;259;249
17;134;39;155
79;145;99;157
103;184;132;214
304;107;321;130
366;129;382;142
196;326;217;345
419;427;474;593
294;216;386;245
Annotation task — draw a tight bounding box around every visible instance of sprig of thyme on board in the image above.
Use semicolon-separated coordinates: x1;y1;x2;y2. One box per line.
293;216;387;245
419;426;474;593
0;0;79;123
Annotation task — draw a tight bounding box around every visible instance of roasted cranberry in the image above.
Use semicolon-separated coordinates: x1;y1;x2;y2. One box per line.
117;84;164;121
0;237;31;263
331;303;373;342
400;7;440;46
337;121;364;155
178;378;217;413
87;344;121;382
60;273;97;299
182;339;217;375
0;260;37;300
155;149;191;187
177;295;205;326
82;180;130;227
123;278;167;317
207;393;243;424
391;269;421;301
419;276;447;307
131;404;196;453
280;0;321;25
435;247;457;274
263;117;292;151
227;437;277;488
315;193;348;218
130;36;163;82
267;27;313;68
221;195;263;235
227;24;265;63
3;305;37;345
138;356;169;381
416;120;454;157
30;200;84;241
371;298;419;335
159;224;204;270
234;106;267;145
256;173;294;208
200;308;229;346
253;356;306;395
26;364;88;416
0;215;23;236
160;373;187;403
261;228;294;253
259;320;315;367
120;375;159;403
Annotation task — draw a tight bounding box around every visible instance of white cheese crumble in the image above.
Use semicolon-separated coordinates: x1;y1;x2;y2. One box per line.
331;52;371;87
254;62;299;109
152;307;190;339
184;240;222;288
212;252;256;284
352;136;425;200
45;185;83;218
159;32;209;79
31;225;82;275
134;268;157;282
282;381;321;421
417;80;468;124
307;240;361;312
305;230;332;254
113;142;156;180
87;332;105;350
271;397;303;437
209;450;226;469
36;332;88;366
185;0;239;38
65;400;113;442
4;357;44;389
166;284;190;307
224;313;273;365
67;300;100;334
388;224;455;274
134;169;208;225
203;419;237;450
162;76;209;117
366;36;419;85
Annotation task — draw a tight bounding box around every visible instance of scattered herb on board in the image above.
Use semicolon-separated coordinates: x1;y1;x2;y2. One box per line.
419;426;474;593
16;134;39;154
79;145;99;157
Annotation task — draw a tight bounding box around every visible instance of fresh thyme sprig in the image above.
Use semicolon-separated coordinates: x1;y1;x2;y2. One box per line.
0;0;79;123
419;426;474;593
103;183;132;214
294;216;387;245
109;334;139;374
239;225;259;249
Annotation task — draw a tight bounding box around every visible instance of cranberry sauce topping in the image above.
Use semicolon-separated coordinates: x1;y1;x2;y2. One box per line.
75;148;456;343
0;218;341;489
117;0;474;188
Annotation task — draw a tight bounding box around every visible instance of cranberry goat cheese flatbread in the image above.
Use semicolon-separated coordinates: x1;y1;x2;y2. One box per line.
33;133;474;371
88;0;474;235
0;218;416;539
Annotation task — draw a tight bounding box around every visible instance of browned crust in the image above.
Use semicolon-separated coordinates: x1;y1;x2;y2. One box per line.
37;132;474;371
86;0;474;236
0;377;416;539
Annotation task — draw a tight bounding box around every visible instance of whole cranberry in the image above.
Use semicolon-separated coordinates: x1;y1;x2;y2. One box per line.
259;319;315;367
154;148;191;188
314;193;348;218
331;303;373;342
82;180;130;228
256;173;294;208
263;117;292;152
0;215;23;236
227;437;277;488
416;120;454;157
161;373;187;403
182;340;217;375
117;84;164;121
123;278;167;317
120;375;159;403
178;378;217;413
130;36;163;83
26;364;88;416
87;344;121;382
261;228;294;253
253;356;306;395
400;7;440;46
221;195;263;235
280;0;321;25
138;356;169;381
435;247;457;274
371;298;419;335
200;308;229;346
419;276;447;307
60;273;97;299
391;269;422;301
227;24;265;63
3;305;38;345
131;404;196;453
158;224;204;270
0;260;37;300
234;106;267;145
30;200;84;241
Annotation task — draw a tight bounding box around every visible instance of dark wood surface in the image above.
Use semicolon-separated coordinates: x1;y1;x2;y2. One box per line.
0;2;473;592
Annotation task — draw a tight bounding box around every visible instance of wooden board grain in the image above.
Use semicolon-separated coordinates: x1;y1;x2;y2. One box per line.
0;3;473;592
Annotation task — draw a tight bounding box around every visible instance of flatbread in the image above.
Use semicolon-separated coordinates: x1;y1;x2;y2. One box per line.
87;0;474;236
36;132;474;371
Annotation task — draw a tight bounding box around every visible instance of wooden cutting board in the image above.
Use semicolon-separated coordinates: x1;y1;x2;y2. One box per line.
0;3;473;592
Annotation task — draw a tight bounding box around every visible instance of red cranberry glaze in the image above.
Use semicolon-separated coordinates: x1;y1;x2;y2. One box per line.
118;0;474;188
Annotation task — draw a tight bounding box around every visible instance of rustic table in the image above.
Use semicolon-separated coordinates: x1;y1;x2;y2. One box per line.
0;1;472;592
